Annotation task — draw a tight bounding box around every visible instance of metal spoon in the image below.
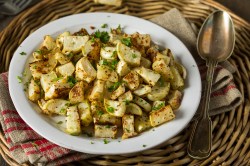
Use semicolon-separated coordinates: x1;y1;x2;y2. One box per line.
187;10;235;159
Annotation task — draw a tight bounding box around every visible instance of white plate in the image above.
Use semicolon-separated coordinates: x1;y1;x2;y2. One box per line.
9;13;201;154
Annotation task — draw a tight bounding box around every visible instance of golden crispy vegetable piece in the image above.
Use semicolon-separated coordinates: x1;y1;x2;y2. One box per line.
42;35;57;51
88;79;105;101
28;79;40;102
140;56;152;68
167;90;183;110
100;46;117;60
62;35;89;53
135;67;161;86
117;42;141;66
123;71;140;90
133;84;151;96
118;91;133;102
40;71;57;93
29;54;57;80
126;103;142;116
110;84;126;100
43;99;70;115
75;57;96;83
84;38;101;61
152;59;173;81
44;81;71;100
147;79;170;101
104;99;126;117
78;101;92;127
122;114;137;139
152;101;165;111
149;105;175;127
135;112;151;133
66;106;81;136
131;32;151;48
56;62;75;77
56;31;71;49
116;60;130;77
55;52;73;65
97;65;118;82
69;81;85;104
133;96;151;112
170;66;184;90
94;124;118;138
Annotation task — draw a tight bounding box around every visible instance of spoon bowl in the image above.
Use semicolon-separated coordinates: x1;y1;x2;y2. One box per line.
197;11;235;62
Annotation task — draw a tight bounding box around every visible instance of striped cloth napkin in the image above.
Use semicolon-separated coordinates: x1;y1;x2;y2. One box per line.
0;8;242;165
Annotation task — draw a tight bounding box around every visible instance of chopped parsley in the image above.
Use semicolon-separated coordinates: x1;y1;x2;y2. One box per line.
97;110;104;117
94;30;110;43
152;103;164;111
83;131;93;137
143;144;147;147
90;141;94;144
103;138;110;144
132;53;137;58
108;81;121;92
105;125;111;128
101;59;118;70
60;108;66;114
57;121;63;124
124;100;130;105
17;76;22;83
67;76;77;87
117;24;122;32
34;49;42;54
101;23;108;28
107;107;114;113
121;37;132;47
91;36;95;42
20;52;27;56
112;51;117;57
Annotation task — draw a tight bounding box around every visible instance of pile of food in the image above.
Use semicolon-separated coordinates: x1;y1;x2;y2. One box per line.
26;25;186;139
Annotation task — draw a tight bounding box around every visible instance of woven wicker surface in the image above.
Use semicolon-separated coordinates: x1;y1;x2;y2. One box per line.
0;0;250;165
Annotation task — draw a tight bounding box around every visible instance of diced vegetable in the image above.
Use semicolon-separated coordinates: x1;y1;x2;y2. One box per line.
42;35;57;51
104;99;126;117
135;112;151;133
97;65;118;82
133;84;151;96
126;103;142;116
167;90;182;110
123;71;140;90
133;96;152;112
78;101;93;126
116;60;130;76
100;46;117;60
117;42;141;66
28;79;40;101
69;81;85;104
152;59;173;80
43;99;70;115
135;67;160;86
140;56;152;68
110;84;125;100
56;62;75;77
66;106;81;135
122;114;137;139
149;105;175;127
62;35;89;53
118;91;133;102
170;66;184;90
75;57;97;83
152;101;165;111
88;79;105;101
147;79;170;101
94;124;117;138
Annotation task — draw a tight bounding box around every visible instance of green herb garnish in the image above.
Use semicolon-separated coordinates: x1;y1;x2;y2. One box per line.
143;144;147;147
111;51;117;57
124;100;130;105
97;110;104;117
108;81;121;92
107;107;114;113
103;138;110;144
101;59;118;70
121;37;132;47
132;53;137;58
17;76;22;83
57;121;63;124
34;50;42;54
67;76;77;87
94;30;110;43
60;108;66;114
91;141;94;144
20;52;27;56
152;103;164;111
101;23;108;28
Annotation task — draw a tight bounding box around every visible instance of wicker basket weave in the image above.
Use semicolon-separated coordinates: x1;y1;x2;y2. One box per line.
0;0;250;165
